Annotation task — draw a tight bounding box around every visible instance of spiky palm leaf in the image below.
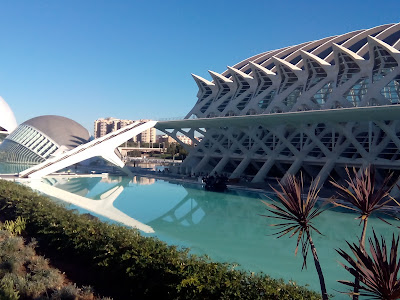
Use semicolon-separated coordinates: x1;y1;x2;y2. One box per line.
330;166;398;224
337;230;400;299
261;174;325;268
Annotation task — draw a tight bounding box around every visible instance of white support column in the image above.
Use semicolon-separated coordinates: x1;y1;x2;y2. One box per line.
210;156;230;175
192;155;211;174
230;156;251;179
102;151;134;177
252;156;276;183
314;159;336;188
179;156;193;172
102;151;125;168
281;156;305;184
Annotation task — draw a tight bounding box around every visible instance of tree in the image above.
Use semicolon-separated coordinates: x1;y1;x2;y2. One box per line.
166;143;177;156
127;150;142;157
337;230;400;299
330;166;398;299
176;143;188;159
261;174;329;299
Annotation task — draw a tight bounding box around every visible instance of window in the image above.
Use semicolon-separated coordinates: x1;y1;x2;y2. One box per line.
258;90;276;109
236;93;253;111
200;99;213;113
196;81;213;103
217;97;232;112
254;69;273;96
311;81;333;107
372;45;398;83
381;75;400;104
278;64;298;93
305;58;327;90
344;77;369;107
283;85;303;109
233;75;250;99
336;52;361;86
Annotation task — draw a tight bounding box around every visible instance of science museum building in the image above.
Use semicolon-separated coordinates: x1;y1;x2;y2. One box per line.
155;23;400;186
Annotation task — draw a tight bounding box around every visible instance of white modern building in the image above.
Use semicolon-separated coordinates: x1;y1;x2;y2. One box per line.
0;115;90;165
0;96;17;142
155;23;400;186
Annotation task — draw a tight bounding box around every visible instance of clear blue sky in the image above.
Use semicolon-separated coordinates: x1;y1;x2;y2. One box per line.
0;0;398;134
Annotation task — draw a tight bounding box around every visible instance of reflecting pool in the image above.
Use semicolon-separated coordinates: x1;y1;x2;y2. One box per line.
41;175;400;298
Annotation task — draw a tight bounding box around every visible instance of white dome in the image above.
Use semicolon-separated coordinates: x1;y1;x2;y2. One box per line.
0;97;17;134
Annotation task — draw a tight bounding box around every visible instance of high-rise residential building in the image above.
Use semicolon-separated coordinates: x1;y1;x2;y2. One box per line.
94;117;156;143
158;134;176;144
157;134;194;145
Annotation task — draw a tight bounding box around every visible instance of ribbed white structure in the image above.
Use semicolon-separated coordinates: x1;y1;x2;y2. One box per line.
0;116;90;165
187;23;400;118
156;23;400;186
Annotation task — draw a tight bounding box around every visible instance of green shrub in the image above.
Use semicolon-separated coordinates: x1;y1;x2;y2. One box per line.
0;276;20;300
0;226;105;299
1;217;26;236
0;229;64;298
0;180;320;299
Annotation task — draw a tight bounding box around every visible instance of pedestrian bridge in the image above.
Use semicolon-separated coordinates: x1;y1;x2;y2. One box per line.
19;120;157;179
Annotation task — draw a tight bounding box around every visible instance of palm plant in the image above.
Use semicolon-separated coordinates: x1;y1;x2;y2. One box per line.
330;165;398;299
261;174;329;300
330;166;397;249
337;230;400;299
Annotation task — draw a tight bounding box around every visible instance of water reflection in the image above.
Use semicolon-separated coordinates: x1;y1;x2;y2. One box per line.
43;177;102;197
35;176;154;233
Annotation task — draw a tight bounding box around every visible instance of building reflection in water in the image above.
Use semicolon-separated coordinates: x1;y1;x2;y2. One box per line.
131;176;155;185
38;176;154;233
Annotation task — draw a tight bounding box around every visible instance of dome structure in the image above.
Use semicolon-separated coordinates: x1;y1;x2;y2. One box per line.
156;22;400;187
0;115;90;165
0;97;17;140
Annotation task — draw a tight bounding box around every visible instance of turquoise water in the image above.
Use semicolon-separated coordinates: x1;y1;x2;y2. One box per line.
42;175;400;298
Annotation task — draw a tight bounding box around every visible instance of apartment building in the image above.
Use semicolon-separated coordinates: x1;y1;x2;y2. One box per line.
94;117;156;143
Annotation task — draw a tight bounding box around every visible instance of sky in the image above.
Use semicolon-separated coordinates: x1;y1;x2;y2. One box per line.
0;0;399;135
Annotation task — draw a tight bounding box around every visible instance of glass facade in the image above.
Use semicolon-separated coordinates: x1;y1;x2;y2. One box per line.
0;125;59;164
381;75;400;104
336;52;361;86
344;78;369;107
372;45;398;83
311;81;333;107
283;86;303;109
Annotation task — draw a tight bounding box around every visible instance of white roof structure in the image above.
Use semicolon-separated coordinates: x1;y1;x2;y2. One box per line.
185;23;400;119
0;96;17;135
